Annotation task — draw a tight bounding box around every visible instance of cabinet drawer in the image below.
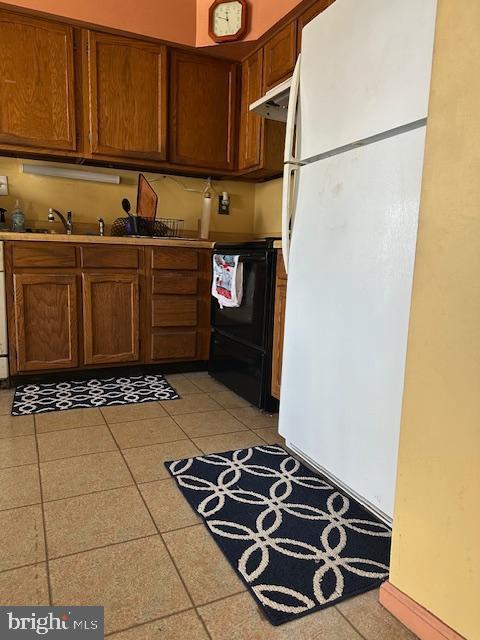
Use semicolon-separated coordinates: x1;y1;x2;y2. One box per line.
81;246;139;268
12;243;76;268
152;271;198;295
152;295;197;327
151;330;197;360
152;248;198;270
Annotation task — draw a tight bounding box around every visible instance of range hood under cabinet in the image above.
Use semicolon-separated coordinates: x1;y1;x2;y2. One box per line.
249;76;292;122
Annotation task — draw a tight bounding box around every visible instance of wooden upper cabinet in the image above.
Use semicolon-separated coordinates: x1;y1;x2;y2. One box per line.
0;11;76;152
13;273;78;372
82;272;140;365
86;31;167;161
169;50;237;171
238;50;264;171
263;22;297;90
297;0;334;51
238;49;285;177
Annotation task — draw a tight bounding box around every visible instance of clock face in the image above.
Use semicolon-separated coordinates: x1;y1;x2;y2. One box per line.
212;1;244;39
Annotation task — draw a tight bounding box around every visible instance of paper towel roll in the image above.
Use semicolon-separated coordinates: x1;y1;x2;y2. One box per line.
200;194;212;239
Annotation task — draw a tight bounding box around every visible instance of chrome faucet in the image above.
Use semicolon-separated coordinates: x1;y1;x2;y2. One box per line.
48;208;73;235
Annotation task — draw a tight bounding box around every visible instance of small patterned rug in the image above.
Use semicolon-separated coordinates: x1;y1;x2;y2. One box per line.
166;445;391;626
12;374;179;416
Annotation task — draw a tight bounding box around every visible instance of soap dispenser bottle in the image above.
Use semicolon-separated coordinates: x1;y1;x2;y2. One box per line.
11;200;25;232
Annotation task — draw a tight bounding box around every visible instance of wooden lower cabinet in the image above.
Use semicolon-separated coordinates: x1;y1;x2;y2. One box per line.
271;251;288;400
12;273;78;372
147;247;211;363
82;272;139;365
5;241;211;376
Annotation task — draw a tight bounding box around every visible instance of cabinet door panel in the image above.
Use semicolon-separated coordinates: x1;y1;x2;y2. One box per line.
239;50;264;171
169;51;237;170
87;31;167;160
0;11;76;151
82;272;139;365
13;273;78;372
264;22;297;90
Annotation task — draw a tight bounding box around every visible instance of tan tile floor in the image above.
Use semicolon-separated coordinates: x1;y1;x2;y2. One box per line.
0;376;417;639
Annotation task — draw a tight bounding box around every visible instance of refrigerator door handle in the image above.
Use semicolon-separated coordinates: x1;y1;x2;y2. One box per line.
284;54;301;164
282;55;301;273
281;163;298;274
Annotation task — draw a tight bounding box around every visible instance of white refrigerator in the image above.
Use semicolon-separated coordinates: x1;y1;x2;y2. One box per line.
278;0;438;521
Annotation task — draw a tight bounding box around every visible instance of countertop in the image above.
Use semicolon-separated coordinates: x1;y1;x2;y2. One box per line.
0;232;215;249
0;232;282;249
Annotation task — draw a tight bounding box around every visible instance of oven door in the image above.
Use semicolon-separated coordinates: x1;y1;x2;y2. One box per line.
211;253;268;349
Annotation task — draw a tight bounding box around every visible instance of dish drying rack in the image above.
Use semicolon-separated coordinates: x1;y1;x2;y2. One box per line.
110;217;184;238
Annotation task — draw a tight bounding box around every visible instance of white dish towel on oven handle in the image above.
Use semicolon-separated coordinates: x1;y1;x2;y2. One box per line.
212;254;244;309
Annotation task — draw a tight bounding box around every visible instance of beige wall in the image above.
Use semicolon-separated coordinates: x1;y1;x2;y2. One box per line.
389;2;480;639
0;157;255;235
253;178;282;236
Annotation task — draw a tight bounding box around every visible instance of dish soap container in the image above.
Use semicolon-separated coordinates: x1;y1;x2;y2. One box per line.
11;200;25;232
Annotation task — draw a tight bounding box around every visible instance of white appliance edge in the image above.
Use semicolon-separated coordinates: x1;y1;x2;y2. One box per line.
278;0;437;519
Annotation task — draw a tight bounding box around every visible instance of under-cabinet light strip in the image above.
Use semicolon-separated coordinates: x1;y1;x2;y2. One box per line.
21;163;121;185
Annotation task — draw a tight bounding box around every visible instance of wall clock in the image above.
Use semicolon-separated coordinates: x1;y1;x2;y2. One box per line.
209;0;248;43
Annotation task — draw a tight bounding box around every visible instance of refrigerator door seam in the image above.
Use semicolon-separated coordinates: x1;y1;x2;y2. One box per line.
300;118;428;167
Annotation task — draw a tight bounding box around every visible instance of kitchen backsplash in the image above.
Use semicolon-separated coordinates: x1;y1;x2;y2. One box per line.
254;178;282;236
0;157;258;236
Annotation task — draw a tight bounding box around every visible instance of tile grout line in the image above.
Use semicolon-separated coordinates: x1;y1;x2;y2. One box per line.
0;500;42;515
32;414;53;606
102;606;199;638
101;418;214;640
48;533;159;563
0;560;49;577
335;605;370;639
0;459;43;472
0;431;36;441
41;482;135;506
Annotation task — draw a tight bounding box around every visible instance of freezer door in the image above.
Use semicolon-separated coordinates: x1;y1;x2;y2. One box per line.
279;127;427;518
299;0;437;160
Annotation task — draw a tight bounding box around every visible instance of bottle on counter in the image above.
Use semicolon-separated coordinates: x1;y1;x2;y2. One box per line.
0;208;6;230
11;200;25;232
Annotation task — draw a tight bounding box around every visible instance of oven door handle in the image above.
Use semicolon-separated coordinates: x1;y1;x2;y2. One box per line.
214;254;266;262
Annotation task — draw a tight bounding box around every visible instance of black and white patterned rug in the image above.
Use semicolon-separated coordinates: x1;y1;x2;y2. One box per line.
12;374;179;416
166;445;391;626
